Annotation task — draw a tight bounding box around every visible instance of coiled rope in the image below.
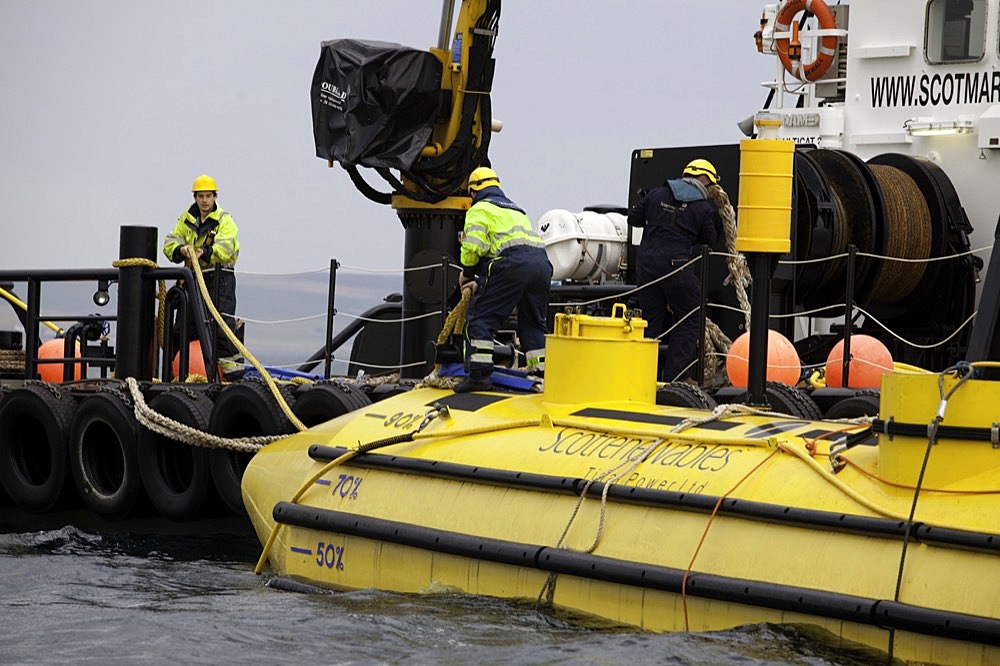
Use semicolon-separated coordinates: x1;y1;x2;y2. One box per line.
708;184;751;331
419;286;474;390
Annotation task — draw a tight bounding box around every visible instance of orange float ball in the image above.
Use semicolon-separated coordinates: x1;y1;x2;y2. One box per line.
825;335;893;388
172;340;212;379
37;338;82;383
726;329;801;387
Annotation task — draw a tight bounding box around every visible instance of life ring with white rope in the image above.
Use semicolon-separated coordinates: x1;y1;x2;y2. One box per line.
775;0;839;82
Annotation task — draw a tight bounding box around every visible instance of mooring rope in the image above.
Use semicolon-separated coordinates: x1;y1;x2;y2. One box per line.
181;249;307;431
708;184;751;332
123;377;282;453
537;437;665;607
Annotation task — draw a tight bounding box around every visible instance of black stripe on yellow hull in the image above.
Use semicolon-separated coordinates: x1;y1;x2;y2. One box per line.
273;501;1000;646
307;444;1000;553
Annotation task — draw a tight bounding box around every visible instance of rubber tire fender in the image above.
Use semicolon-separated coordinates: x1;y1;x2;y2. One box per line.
764;381;825;420
69;391;144;519
208;381;296;515
292;382;373;428
139;389;216;520
656;382;719;410
823;392;880;420
0;384;77;512
730;382;825;420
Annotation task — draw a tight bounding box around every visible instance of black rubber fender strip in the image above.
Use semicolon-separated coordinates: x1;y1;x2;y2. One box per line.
873;417;1000;443
272;502;1000;646
274;501;542;568
872;599;1000;646
307;445;1000;553
309;444;580;495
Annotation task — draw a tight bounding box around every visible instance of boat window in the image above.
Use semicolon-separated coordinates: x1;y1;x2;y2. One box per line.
924;0;987;63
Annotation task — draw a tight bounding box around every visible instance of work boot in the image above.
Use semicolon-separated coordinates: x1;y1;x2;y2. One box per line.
219;356;245;381
454;373;493;393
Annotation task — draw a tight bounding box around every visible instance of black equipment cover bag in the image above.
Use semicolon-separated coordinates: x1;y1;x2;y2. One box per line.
311;39;442;170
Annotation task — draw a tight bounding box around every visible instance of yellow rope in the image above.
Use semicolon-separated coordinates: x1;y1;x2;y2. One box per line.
420;286;473;389
181;248;307;432
436;286;473;346
778;441;908;520
254;448;360;574
253;413;540;574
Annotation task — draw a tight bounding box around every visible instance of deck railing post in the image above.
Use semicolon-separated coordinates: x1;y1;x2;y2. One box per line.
325;259;339;379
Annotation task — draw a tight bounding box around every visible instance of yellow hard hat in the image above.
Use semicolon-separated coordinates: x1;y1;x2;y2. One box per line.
683;159;719;185
468;166;500;193
192;174;218;192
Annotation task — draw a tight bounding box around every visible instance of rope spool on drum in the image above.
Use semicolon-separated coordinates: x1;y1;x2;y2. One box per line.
801;149;881;308
866;164;932;305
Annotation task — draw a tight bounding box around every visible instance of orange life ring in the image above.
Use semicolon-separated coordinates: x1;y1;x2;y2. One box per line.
775;0;838;82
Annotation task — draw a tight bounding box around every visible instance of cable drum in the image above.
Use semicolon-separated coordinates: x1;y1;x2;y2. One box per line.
806;149;880;306
866;164;932;304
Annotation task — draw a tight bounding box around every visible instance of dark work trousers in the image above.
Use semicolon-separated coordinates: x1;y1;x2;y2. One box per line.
179;268;239;358
637;262;701;382
465;246;552;376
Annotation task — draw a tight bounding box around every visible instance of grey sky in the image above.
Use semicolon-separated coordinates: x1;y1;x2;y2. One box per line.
1;1;772;274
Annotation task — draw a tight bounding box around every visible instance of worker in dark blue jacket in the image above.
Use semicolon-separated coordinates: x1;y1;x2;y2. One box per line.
628;159;722;383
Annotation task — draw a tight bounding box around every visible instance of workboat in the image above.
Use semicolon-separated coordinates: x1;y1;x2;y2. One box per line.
240;1;1000;665
3;0;1000;662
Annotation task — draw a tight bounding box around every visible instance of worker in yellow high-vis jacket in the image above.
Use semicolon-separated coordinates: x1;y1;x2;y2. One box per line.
456;166;553;393
163;174;242;378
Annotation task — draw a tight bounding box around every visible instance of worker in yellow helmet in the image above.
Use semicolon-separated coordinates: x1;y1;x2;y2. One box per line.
163;174;243;379
456;166;553;392
627;158;722;383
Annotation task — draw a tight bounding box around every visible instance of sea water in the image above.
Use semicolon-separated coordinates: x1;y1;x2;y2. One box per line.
0;521;888;666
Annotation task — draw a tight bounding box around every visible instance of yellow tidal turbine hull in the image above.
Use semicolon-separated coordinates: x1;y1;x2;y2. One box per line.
242;383;1000;666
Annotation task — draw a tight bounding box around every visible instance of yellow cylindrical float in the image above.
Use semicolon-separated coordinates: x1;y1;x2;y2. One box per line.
543;304;657;405
736;137;794;254
879;372;1000;489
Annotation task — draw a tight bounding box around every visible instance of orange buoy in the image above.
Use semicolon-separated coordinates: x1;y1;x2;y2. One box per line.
37;338;82;383
726;329;801;387
172;340;214;379
825;335;893;388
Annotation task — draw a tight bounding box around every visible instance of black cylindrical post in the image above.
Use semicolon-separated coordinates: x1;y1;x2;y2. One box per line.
398;211;463;379
746;252;773;406
116;226;157;380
